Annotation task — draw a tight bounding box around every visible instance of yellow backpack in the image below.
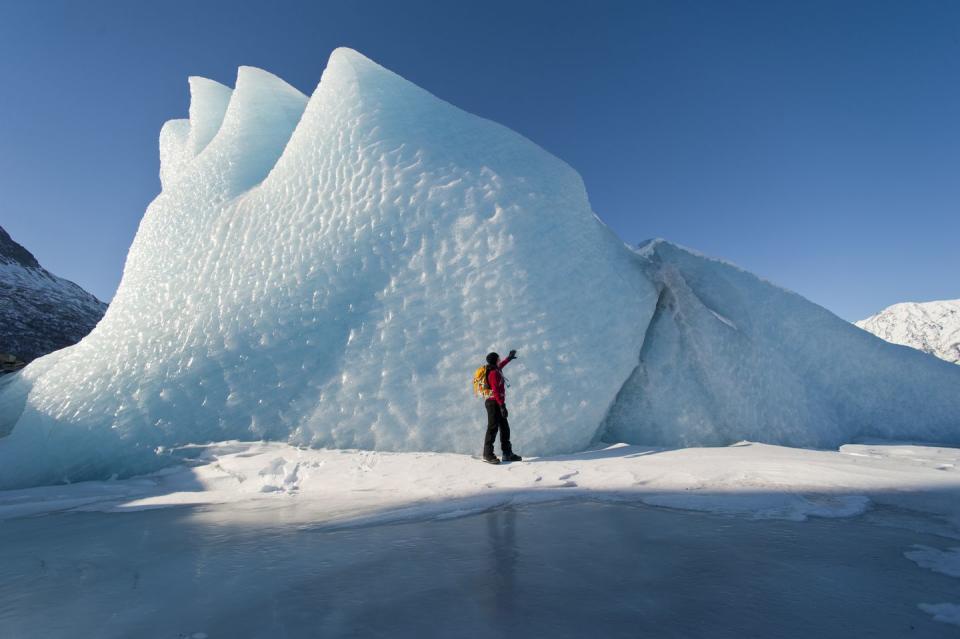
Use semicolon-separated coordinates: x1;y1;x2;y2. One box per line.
472;365;493;399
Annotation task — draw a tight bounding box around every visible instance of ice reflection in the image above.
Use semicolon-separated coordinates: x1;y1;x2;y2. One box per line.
0;500;958;638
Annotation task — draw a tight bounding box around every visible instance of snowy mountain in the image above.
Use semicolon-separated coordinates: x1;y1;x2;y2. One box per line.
0;48;958;489
0;225;107;363
856;300;960;365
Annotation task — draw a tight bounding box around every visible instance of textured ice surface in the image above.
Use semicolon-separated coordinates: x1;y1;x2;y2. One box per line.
603;240;960;448
0;48;958;488
158;76;232;188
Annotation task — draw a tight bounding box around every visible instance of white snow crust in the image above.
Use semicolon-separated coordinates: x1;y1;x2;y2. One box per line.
918;603;960;628
2;440;959;530
856;299;960;365
906;545;960;578
0;48;958;488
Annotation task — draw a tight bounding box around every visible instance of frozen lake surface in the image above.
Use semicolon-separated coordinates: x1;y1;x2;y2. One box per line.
1;500;957;638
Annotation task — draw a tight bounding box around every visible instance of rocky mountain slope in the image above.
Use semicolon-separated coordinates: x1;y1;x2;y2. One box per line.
0;225;107;362
856;300;960;365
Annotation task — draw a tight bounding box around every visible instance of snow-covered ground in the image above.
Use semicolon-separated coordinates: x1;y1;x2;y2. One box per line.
6;439;960;531
1;439;959;637
3;440;959;528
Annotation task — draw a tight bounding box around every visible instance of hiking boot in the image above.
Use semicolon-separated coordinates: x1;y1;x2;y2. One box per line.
482;455;501;465
502;453;522;462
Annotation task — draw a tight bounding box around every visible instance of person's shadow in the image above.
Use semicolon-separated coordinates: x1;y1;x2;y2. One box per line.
524;443;668;463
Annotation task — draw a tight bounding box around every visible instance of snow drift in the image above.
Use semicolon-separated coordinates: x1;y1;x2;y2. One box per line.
0;48;957;488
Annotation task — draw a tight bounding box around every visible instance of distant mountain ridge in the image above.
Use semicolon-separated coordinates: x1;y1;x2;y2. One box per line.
856;299;960;365
0;225;107;362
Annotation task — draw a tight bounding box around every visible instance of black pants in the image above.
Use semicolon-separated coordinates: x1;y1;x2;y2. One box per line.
483;399;513;457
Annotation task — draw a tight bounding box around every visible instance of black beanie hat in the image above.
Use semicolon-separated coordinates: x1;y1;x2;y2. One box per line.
486;352;499;366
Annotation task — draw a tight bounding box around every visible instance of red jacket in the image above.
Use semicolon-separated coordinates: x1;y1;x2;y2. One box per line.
487;355;514;405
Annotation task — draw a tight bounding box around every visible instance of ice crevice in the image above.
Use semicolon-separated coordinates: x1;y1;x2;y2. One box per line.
594;282;667;447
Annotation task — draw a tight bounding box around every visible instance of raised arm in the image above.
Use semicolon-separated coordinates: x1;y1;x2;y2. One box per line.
498;349;517;369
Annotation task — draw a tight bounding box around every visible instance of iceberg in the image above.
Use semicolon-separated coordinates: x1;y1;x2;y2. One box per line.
606;240;960;448
0;48;957;489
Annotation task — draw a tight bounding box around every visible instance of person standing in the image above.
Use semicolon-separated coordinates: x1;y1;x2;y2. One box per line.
482;349;522;464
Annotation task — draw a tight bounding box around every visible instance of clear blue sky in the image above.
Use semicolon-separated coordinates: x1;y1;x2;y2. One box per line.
1;0;957;320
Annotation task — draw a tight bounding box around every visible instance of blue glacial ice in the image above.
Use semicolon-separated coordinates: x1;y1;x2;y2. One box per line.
0;48;957;488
